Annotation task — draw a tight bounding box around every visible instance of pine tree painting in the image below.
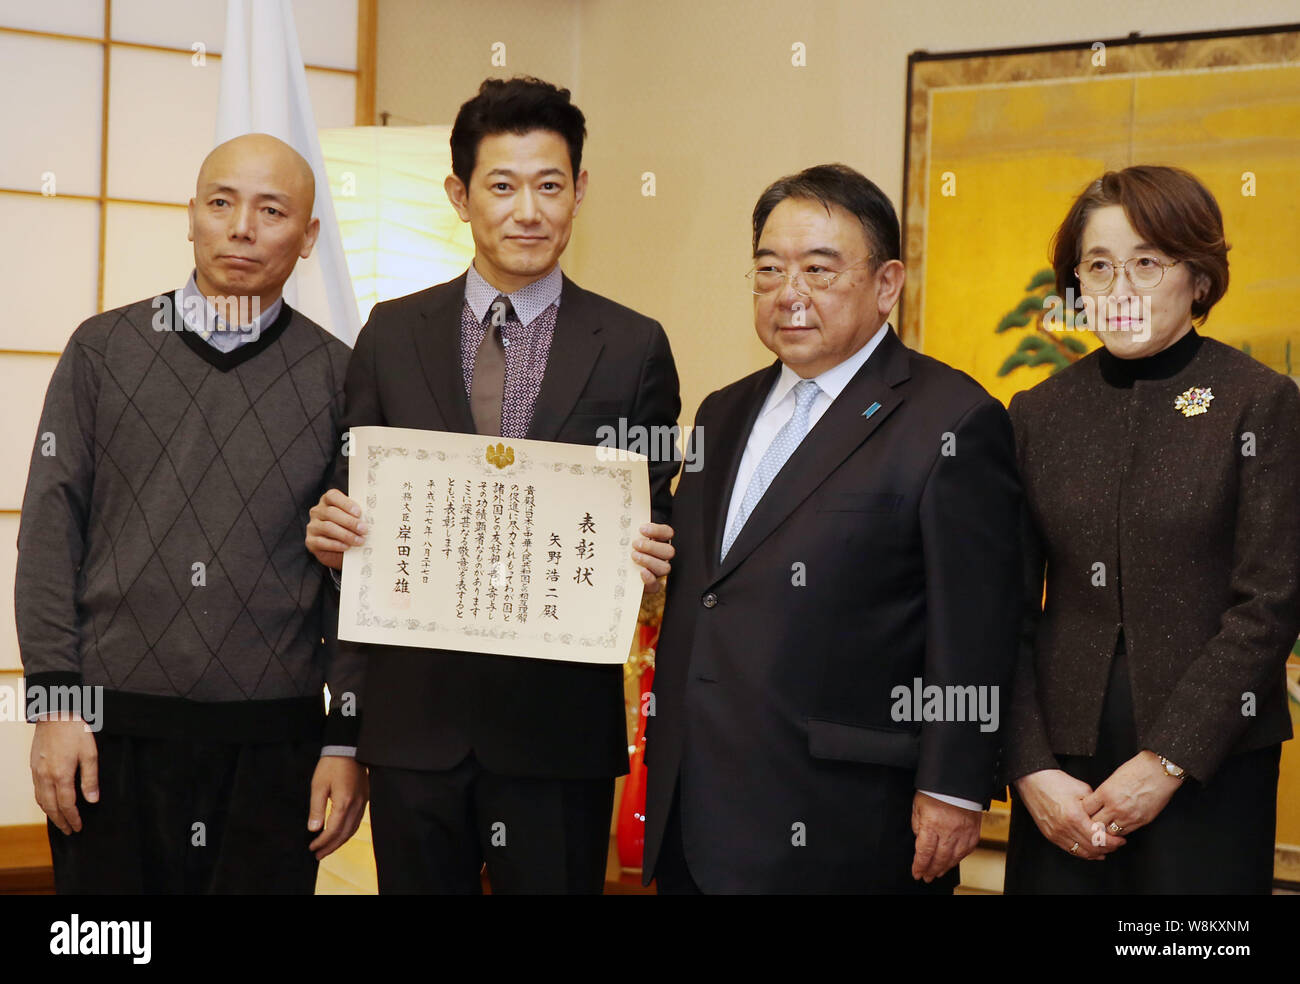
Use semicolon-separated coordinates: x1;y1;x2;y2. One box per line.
996;269;1092;377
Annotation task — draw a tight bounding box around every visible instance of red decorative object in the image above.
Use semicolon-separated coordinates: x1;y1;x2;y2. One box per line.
616;620;659;870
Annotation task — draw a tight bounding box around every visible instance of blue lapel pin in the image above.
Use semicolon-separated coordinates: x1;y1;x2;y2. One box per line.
862;401;882;419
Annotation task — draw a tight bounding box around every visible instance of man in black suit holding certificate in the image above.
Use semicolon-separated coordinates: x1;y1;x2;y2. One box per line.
643;164;1021;893
305;77;681;894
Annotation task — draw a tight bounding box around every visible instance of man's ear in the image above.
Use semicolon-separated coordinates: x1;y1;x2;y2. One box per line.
444;174;471;222
875;259;907;316
300;216;321;259
571;168;589;216
187;198;196;242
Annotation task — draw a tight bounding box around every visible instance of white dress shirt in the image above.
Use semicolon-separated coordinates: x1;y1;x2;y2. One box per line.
723;323;982;814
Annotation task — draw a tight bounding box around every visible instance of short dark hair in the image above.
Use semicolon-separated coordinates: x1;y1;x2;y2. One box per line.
751;164;900;265
450;76;587;185
1051;165;1230;325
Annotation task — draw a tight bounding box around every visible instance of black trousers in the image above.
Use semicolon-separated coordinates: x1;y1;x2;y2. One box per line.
367;754;615;894
1005;643;1280;894
48;734;321;894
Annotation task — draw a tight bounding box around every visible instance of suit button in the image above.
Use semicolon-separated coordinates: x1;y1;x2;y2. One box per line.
702;592;718;608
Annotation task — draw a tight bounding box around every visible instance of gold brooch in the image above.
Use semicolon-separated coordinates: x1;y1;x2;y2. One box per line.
486;442;515;468
1174;386;1213;418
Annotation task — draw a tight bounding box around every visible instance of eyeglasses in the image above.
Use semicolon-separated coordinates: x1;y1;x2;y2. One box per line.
746;258;872;296
1075;255;1180;292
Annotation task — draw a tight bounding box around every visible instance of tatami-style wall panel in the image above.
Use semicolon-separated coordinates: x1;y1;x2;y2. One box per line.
0;516;20;673
102;202;195;310
0;34;102;196
0;355;58;510
106;46;222;204
0;196;100;352
0;0;103;37
0;668;46;826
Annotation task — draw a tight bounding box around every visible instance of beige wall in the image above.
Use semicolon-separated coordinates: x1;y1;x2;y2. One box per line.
377;0;581;127
378;0;1300;429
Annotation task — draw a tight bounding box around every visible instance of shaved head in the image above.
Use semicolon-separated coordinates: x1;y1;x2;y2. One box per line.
196;133;316;216
188;132;321;316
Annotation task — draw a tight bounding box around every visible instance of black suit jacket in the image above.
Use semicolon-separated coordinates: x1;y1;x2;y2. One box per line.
642;328;1022;892
1004;333;1300;785
333;272;681;777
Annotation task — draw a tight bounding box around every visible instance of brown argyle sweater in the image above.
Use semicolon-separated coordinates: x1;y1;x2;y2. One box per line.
16;292;361;745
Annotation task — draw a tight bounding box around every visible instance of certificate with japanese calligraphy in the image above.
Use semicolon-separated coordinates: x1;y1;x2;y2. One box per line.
337;425;651;664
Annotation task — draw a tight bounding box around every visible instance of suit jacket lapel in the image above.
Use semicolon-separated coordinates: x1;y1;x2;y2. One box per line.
526;274;604;442
702;363;781;575
713;328;912;581
412;272;476;434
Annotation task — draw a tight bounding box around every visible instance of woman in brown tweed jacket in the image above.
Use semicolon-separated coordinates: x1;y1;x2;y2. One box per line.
1003;165;1300;894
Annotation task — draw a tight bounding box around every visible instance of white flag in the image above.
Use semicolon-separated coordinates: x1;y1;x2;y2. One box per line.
216;0;360;346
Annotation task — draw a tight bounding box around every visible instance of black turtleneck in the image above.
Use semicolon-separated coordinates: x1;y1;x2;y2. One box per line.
1097;327;1203;387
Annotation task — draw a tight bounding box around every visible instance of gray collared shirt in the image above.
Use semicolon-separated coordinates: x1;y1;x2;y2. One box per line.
177;270;283;353
464;262;562;326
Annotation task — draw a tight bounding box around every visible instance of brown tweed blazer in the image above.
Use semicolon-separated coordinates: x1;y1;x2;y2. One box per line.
1005;329;1300;784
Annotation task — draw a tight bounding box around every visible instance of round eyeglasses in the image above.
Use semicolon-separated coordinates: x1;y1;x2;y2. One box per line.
1075;255;1180;292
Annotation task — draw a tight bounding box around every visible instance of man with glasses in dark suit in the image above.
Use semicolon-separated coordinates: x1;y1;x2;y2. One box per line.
642;164;1022;893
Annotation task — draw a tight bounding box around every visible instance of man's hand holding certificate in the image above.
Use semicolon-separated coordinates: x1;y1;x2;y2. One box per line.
306;426;674;664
